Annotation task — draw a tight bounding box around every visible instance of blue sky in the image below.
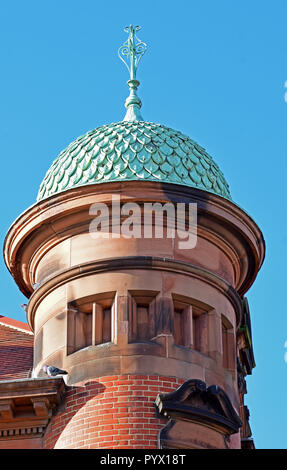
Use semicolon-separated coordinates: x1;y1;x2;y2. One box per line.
0;0;286;449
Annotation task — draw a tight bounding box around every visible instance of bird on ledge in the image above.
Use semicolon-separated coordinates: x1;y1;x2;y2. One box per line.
43;365;68;377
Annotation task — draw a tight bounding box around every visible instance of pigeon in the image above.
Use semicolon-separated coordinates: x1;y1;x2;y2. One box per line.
43;365;68;377
21;303;28;312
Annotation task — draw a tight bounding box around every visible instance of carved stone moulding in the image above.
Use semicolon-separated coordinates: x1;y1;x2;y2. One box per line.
4;181;265;300
0;377;66;442
155;379;242;449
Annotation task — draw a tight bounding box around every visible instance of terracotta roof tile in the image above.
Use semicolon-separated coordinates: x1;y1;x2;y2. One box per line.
0;315;33;334
0;317;34;380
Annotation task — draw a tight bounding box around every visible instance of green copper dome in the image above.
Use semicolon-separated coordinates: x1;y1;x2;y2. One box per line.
37;27;231;202
37;121;231;202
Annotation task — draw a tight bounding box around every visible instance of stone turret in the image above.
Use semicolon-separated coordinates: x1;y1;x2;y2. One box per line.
3;26;265;449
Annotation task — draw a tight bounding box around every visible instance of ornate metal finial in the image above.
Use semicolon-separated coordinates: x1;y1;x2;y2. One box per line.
118;25;147;122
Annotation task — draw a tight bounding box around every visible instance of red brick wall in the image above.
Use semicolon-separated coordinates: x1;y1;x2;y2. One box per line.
44;375;184;449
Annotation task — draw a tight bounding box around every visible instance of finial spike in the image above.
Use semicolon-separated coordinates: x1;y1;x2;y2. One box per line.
118;25;147;121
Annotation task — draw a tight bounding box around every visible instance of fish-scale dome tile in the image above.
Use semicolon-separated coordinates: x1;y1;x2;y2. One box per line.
37;121;231;201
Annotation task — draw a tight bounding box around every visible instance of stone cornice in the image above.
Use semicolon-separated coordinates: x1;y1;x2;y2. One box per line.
4;182;265;300
0;377;66;440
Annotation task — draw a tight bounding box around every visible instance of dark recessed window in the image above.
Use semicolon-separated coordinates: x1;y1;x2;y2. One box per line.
67;292;115;355
128;290;159;342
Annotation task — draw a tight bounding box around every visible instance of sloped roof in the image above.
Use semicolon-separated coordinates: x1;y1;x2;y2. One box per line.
0;316;33;380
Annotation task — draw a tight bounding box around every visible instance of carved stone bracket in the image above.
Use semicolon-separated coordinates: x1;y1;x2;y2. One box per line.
31;398;51;418
0;400;15;420
155;379;242;449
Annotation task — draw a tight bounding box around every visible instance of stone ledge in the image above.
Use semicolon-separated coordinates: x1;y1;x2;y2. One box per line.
0;377;66;440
